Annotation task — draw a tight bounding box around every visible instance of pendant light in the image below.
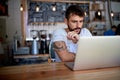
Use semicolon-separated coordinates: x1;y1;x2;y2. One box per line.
98;0;101;16
110;0;114;17
84;11;87;16
97;9;101;16
95;9;102;20
84;0;87;16
36;4;40;12
52;3;56;11
111;11;114;17
20;4;23;11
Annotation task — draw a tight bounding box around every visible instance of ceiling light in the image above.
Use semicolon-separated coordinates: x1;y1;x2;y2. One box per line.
52;3;56;11
111;11;114;17
84;11;87;16
97;9;101;16
36;4;40;12
20;4;23;11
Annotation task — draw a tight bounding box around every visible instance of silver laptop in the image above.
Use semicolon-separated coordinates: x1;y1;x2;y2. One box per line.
65;36;120;71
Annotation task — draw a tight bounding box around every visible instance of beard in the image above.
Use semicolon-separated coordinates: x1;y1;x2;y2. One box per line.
68;25;81;34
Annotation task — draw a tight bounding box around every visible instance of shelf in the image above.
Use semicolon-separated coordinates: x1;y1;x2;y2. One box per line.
91;17;106;22
94;28;106;31
92;20;106;22
14;54;49;59
90;9;105;11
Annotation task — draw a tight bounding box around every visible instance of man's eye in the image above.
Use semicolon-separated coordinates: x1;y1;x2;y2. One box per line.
80;20;83;23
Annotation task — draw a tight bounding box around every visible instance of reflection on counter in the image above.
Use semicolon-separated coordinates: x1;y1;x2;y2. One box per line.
13;54;49;66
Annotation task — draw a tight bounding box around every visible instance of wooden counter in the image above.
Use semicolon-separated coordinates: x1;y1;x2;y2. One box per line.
0;62;120;80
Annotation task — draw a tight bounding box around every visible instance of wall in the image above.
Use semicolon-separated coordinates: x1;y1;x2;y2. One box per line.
111;2;120;26
0;0;21;43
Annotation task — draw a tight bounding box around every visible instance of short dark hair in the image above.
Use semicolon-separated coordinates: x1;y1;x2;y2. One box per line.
111;25;117;29
65;5;85;20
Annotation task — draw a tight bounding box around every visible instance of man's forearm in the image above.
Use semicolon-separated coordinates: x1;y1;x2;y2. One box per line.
53;41;75;62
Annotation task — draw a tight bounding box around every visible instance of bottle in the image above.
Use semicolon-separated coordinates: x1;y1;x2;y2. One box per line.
40;39;46;54
13;31;20;53
45;33;51;54
31;39;39;54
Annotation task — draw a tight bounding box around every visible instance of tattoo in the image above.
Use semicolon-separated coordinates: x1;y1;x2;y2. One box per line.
53;41;67;52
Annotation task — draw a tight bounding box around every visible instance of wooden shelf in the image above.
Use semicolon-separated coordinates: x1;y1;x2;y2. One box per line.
92;17;106;22
90;9;105;11
14;54;49;59
92;20;106;22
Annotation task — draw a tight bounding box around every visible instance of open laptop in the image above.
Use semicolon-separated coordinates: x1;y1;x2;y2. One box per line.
65;36;120;71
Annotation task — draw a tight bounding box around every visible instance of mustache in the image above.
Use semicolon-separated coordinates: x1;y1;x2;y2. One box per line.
71;27;81;31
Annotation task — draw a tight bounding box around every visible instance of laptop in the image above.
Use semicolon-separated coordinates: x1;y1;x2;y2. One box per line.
65;36;120;71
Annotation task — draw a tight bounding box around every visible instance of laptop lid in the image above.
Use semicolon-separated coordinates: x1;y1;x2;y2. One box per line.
65;36;120;71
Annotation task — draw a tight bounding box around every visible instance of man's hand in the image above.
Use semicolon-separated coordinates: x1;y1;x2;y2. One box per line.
67;31;79;43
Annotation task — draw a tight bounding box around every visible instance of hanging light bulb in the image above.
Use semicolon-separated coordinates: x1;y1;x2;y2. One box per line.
52;3;56;11
98;9;101;16
95;9;102;20
111;11;114;17
36;4;40;12
83;0;87;17
84;9;88;17
20;4;23;11
84;11;87;16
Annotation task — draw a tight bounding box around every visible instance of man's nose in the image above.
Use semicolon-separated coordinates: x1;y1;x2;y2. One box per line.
76;22;81;28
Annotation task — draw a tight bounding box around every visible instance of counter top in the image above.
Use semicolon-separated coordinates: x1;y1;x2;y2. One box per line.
0;62;120;80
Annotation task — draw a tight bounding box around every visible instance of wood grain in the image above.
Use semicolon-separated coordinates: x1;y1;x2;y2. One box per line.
0;62;120;80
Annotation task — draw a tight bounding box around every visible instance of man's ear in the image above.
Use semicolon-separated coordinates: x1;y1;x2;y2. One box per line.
64;18;68;24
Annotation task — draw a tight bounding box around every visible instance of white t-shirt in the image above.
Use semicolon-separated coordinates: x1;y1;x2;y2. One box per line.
52;28;92;62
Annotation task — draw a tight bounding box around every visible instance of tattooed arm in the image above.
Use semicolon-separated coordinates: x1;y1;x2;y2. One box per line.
53;41;75;62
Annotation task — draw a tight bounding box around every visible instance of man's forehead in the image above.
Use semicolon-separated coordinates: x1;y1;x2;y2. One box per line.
69;15;84;21
69;14;84;19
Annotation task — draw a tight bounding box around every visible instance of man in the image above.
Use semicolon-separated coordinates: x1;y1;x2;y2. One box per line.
51;5;92;62
103;25;117;36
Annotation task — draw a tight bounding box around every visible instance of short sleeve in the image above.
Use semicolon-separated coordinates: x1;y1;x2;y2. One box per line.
80;28;92;37
52;28;67;42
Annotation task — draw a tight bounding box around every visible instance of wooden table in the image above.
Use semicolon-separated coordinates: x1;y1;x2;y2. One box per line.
0;62;120;80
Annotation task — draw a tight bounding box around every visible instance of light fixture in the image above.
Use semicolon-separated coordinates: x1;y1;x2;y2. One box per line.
52;3;56;11
84;8;88;17
36;4;40;12
83;0;87;16
97;9;101;16
111;11;114;17
95;9;102;20
20;4;23;11
84;11;87;16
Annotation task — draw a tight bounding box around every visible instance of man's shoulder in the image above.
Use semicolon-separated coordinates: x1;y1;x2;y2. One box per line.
81;28;90;32
81;28;92;36
53;28;66;33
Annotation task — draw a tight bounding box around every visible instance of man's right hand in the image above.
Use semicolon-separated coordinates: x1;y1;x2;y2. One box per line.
67;31;79;43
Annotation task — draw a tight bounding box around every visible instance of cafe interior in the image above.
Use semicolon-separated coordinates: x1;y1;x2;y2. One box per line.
0;0;120;80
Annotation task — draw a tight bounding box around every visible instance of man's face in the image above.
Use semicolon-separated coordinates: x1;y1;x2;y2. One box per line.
112;28;117;32
66;14;84;34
